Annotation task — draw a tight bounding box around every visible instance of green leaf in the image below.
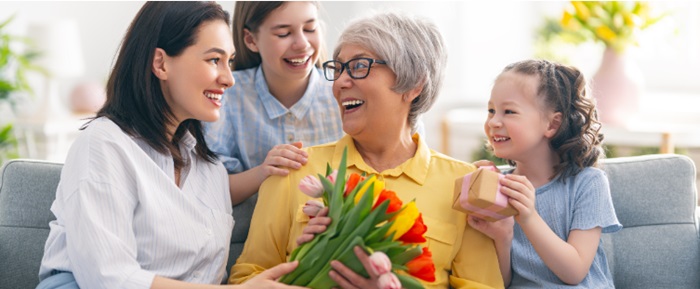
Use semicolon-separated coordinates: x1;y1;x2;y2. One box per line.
364;215;393;244
367;239;404;253
391;245;423;266
0;123;14;145
327;147;348;223
0;14;16;30
397;273;426;289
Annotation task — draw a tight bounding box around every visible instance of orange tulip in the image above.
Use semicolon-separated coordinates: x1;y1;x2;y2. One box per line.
372;189;403;214
344;173;363;197
398;213;427;243
406;247;436;282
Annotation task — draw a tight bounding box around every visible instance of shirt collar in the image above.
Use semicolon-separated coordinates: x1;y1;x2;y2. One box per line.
180;130;197;152
331;133;431;185
255;66;321;120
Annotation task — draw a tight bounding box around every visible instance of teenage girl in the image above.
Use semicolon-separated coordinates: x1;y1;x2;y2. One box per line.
205;1;343;206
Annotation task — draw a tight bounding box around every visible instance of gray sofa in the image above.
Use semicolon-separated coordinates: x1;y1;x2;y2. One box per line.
1;154;699;288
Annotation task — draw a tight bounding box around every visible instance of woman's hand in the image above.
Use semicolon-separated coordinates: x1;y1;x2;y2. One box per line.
499;174;537;225
259;142;308;178
329;246;383;289
239;261;308;289
296;207;331;246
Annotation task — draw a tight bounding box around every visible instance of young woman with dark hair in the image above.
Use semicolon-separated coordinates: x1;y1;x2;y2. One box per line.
36;2;306;289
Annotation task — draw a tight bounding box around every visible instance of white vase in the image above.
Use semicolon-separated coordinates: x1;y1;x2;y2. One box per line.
590;47;644;127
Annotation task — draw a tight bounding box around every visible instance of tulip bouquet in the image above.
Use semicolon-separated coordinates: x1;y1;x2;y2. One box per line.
280;148;435;289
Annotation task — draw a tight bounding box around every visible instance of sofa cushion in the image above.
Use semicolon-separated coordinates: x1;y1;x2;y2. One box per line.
600;154;700;289
0;159;61;288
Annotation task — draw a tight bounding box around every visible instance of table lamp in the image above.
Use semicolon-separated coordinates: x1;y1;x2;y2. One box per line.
26;19;85;120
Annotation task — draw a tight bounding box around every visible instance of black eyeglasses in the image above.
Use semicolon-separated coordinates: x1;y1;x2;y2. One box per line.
322;58;387;81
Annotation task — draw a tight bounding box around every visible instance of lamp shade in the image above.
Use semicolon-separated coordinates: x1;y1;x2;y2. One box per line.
27;19;85;79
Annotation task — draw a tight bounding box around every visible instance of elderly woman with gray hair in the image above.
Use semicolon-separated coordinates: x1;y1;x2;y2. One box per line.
230;12;503;289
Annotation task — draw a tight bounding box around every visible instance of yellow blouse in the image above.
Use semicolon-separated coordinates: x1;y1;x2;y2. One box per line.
230;134;504;289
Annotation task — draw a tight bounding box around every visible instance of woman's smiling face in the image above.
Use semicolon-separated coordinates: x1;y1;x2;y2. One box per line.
245;2;320;82
160;19;235;127
332;43;413;140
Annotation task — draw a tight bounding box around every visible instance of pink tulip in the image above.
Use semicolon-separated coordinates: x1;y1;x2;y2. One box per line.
368;251;392;276
299;175;324;198
327;169;338;185
302;200;325;217
377;273;401;289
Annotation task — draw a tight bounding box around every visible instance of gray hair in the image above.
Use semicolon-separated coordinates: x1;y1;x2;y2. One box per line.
333;12;447;132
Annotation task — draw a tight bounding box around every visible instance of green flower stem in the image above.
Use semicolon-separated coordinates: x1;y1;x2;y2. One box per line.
280;234;332;283
287;179;386;285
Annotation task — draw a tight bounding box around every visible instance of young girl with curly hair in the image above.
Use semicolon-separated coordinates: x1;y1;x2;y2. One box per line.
469;59;622;288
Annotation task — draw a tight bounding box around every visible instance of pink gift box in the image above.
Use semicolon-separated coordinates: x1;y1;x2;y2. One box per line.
452;167;517;222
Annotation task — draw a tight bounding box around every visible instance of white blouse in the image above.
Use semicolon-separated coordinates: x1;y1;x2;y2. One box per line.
39;117;233;288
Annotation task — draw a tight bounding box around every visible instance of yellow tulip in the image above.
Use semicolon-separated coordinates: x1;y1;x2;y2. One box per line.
354;175;384;204
622;11;635;27
385;201;420;240
561;10;574;29
595;25;617;43
571;1;590;21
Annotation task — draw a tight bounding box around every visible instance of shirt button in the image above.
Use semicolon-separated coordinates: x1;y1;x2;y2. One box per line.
206;229;212;235
193;271;202;278
287;133;294;142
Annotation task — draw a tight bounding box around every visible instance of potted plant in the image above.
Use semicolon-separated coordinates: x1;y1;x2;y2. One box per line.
0;14;41;163
537;1;667;127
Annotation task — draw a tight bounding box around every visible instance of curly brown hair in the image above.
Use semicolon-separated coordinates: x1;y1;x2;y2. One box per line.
501;59;604;180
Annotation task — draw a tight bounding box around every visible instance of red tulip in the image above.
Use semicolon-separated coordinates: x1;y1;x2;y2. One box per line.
372;189;403;214
406;247;436;282
398;213;427;243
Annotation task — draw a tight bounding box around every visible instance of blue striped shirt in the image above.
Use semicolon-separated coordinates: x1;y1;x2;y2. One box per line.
509;167;622;288
39;117;234;288
204;66;344;173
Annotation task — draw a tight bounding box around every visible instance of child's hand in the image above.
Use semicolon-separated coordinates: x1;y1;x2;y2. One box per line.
260;141;308;178
472;159;496;169
499;174;537;224
468;215;514;241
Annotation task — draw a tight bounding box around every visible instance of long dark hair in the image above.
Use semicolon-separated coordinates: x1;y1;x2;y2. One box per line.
502;59;604;180
88;1;230;169
231;1;324;71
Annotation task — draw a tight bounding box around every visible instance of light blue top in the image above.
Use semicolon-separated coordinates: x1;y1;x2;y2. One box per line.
508;167;622;289
205;66;343;173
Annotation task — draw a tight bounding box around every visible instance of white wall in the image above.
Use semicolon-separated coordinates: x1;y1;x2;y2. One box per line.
2;1;699;156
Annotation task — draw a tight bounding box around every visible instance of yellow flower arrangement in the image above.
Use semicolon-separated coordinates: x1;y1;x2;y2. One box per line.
549;1;665;53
